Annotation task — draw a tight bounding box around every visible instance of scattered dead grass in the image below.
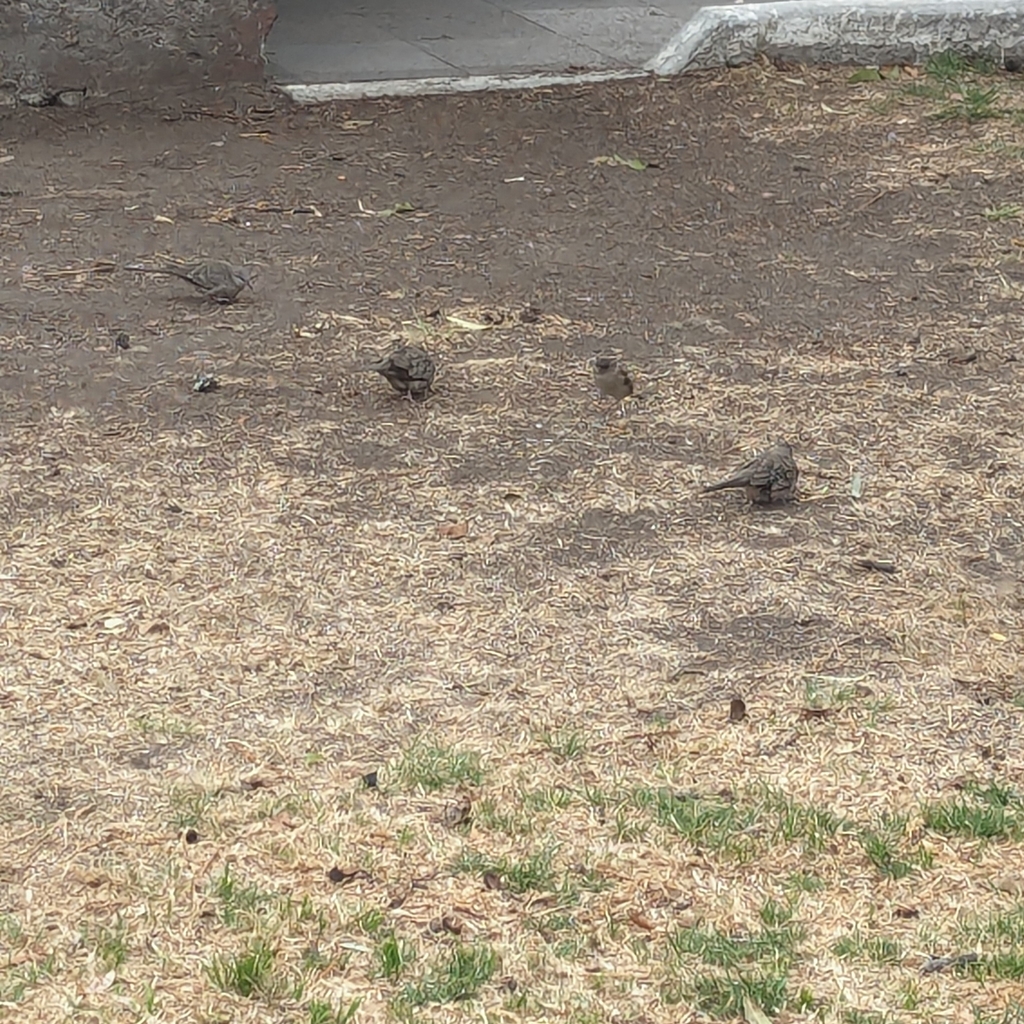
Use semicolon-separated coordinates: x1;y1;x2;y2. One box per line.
1;59;1024;1024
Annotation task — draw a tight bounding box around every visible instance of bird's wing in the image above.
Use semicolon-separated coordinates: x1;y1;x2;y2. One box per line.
748;451;796;491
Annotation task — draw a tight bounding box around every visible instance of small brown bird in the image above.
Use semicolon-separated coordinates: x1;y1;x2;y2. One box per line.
702;439;799;504
442;794;473;830
594;355;634;405
129;259;254;303
368;344;435;400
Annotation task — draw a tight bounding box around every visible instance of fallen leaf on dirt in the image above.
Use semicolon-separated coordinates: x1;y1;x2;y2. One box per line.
820;103;855;115
358;198;417;218
430;915;464;934
800;706;835;720
850;471;865;498
894;905;920;919
241;776;275;791
153;214;174;224
628;910;656;931
70;868;109;888
0;154;14;165
848;67;882;83
483;871;503;890
590;153;650;171
327;866;370;885
438;522;469;540
990;632;1009;642
617;154;650;171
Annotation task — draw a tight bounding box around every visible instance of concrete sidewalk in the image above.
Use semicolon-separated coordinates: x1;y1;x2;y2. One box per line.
266;0;1024;101
265;0;708;85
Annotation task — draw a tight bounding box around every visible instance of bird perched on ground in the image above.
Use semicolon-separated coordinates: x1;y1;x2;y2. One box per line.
128;259;254;303
593;355;634;405
701;439;799;505
368;344;435;400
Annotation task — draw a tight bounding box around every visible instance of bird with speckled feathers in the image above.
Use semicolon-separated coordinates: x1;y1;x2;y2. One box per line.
128;259;254;303
368;344;436;400
702;440;799;504
593;355;633;406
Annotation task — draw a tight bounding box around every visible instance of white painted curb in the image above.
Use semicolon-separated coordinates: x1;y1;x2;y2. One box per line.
648;0;1024;76
280;68;647;104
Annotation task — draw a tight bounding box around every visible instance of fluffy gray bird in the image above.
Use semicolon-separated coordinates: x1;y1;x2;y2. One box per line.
129;259;254;303
368;344;435;400
702;439;799;504
594;355;634;404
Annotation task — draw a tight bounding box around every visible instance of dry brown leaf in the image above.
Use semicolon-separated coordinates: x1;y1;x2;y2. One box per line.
628;910;656;931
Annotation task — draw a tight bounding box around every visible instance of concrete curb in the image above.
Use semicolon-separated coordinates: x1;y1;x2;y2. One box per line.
280;68;647;104
648;0;1024;76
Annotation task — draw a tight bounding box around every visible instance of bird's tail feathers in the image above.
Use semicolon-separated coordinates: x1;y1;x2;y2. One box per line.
701;474;749;494
128;264;191;280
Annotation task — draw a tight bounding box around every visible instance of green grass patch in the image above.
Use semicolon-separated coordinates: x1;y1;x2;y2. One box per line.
454;846;557;893
306;997;361;1024
831;928;903;964
375;931;416;982
973;1004;1024;1024
984;203;1024;222
858;813;934;879
897;49;1012;122
84;914;130;971
400;943;498;1007
662;898;805;1017
956;904;1024;980
210;864;276;927
392;741;485;792
474;797;534;836
922;782;1024;841
537;729;588;761
635;786;844;859
206;939;278;999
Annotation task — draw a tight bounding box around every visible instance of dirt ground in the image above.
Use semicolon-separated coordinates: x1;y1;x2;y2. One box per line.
2;61;1024;1024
